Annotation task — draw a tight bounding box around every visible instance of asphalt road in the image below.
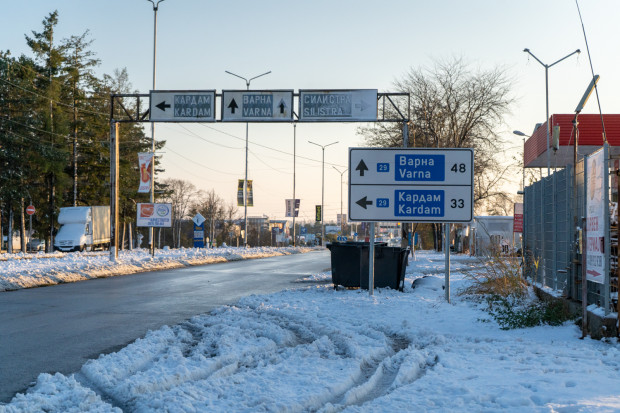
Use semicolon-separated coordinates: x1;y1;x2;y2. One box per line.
0;250;331;403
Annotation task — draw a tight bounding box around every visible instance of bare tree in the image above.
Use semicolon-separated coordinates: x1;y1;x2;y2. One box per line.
359;57;515;249
359;57;515;207
160;178;197;248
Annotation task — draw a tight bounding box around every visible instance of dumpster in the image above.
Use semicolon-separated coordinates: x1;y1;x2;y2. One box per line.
326;242;408;291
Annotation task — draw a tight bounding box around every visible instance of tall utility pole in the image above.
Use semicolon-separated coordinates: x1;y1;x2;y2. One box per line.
224;70;271;246
147;0;164;255
523;47;580;176
333;166;347;235
292;123;297;246
309;140;338;247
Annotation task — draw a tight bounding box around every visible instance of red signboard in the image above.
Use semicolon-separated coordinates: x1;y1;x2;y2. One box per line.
26;205;36;216
513;203;523;233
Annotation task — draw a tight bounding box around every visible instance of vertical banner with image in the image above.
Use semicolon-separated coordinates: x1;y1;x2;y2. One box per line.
285;199;300;217
247;180;254;207
585;145;609;284
138;153;153;193
237;180;244;206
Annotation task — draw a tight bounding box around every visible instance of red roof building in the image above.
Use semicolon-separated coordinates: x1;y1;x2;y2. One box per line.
523;114;620;168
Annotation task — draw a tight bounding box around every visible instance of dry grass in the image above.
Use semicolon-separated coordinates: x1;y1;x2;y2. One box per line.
460;253;528;299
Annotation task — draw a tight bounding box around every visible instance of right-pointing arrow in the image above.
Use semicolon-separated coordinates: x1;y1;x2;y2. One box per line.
356;196;373;209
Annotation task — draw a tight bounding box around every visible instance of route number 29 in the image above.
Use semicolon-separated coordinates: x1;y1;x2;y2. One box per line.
451;163;466;173
450;199;464;208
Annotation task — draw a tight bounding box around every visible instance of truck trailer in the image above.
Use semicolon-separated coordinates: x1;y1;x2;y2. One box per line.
54;206;111;252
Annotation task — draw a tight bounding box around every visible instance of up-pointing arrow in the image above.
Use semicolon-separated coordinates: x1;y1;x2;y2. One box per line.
356;196;373;209
356;159;369;176
228;98;238;114
278;99;286;114
156;101;171;111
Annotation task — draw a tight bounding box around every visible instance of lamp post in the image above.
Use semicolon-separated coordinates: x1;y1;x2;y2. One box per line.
513;130;529;196
147;0;164;255
523;48;580;176
225;70;271;246
333;166;347;235
309;140;338;247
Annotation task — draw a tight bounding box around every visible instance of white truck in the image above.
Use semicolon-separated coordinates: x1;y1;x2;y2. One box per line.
54;206;111;252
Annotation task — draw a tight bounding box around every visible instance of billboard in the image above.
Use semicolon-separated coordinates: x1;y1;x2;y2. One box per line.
136;203;172;228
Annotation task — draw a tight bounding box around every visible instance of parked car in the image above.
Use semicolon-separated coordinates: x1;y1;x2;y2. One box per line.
27;238;45;252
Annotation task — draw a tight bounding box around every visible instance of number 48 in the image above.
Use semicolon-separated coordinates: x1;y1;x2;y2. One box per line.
451;163;466;173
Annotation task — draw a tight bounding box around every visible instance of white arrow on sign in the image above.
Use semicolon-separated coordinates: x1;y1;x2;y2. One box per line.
193;213;206;226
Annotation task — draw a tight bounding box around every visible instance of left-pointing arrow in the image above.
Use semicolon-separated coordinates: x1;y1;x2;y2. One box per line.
156;101;171;111
356;196;373;209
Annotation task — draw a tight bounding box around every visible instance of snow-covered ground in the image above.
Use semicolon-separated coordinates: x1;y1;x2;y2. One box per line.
2;249;620;412
0;246;317;292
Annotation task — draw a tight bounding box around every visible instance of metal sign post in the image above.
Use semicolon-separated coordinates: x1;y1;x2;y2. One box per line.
369;222;375;296
445;222;451;303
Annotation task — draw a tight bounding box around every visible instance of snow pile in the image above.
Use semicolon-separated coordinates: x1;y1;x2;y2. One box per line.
0;246;316;292
2;252;620;411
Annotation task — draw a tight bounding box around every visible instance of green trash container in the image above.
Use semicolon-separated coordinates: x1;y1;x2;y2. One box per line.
327;242;407;291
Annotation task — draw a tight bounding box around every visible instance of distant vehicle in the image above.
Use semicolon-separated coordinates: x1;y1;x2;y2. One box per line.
27;238;45;252
54;206;111;252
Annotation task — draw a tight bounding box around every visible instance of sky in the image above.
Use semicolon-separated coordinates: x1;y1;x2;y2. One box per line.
2;249;619;411
2;0;619;223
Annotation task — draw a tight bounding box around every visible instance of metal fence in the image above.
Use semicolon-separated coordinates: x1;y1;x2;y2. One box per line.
524;166;573;294
524;161;612;312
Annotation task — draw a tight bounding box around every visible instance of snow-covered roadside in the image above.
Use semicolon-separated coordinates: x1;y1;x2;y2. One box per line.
0;246;317;292
3;251;619;412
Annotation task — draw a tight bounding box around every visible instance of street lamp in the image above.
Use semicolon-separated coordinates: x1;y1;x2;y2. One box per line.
513;130;529;195
309;140;338;247
225;70;271;247
523;47;580;176
333;166;347;235
147;0;164;255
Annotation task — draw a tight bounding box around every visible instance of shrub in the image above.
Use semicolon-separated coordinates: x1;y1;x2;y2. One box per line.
460;253;528;299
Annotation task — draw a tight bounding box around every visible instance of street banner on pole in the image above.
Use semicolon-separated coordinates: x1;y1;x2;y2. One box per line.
237;180;244;206
138;153;153;193
285;199;300;217
136;203;172;227
315;205;322;222
247;180;254;207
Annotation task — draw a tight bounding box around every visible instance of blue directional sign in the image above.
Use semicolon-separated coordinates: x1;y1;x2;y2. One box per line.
222;90;293;122
348;148;474;222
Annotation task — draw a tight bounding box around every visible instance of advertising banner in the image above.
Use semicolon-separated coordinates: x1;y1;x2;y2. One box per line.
237;180;244;206
247;180;253;207
285;199;300;217
138;153;153;193
337;214;347;225
315;205;322;222
513;203;523;233
193;223;205;248
585;147;608;284
136;203;172;227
